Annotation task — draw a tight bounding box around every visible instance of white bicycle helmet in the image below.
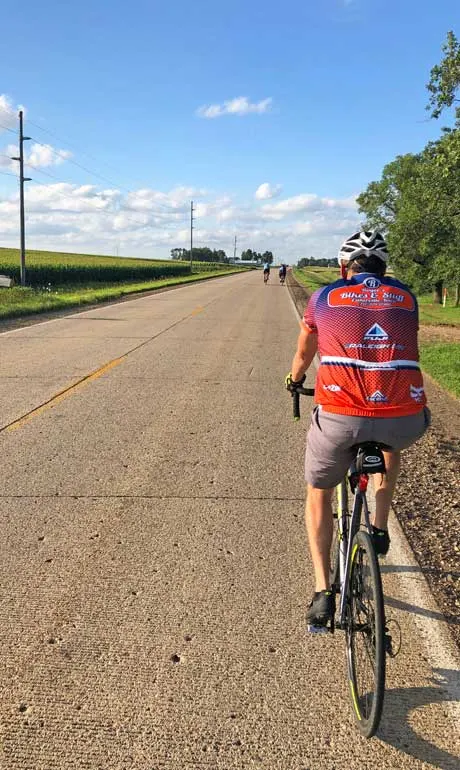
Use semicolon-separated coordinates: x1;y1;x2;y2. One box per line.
338;231;389;266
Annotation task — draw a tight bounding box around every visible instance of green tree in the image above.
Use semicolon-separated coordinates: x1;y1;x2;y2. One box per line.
357;142;460;303
171;248;187;260
178;246;228;263
356;30;460;305
427;30;460;124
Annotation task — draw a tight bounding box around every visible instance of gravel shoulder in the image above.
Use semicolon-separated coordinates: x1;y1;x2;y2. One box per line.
287;271;460;649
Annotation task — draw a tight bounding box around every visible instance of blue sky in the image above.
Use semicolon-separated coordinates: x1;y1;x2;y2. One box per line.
0;0;458;261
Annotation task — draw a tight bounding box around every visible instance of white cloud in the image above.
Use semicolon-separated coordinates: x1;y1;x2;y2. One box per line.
0;140;72;172
197;96;272;119
125;186;207;213
260;193;358;220
26;143;72;168
0;178;360;262
24;183;118;213
0;143;19;171
0;96;72;169
255;182;282;201
0;94;24;132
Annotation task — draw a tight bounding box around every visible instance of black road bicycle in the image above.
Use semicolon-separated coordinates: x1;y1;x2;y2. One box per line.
292;385;399;738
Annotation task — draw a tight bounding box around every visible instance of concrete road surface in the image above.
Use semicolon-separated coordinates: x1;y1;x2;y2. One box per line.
0;271;459;769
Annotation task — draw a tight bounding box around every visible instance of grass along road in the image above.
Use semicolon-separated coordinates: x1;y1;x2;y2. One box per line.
0;269;246;320
420;342;460;398
0;247;247;320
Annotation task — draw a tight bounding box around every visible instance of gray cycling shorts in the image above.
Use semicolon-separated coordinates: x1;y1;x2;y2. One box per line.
305;406;431;489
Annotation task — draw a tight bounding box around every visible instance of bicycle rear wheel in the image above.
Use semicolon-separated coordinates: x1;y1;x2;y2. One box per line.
345;530;385;738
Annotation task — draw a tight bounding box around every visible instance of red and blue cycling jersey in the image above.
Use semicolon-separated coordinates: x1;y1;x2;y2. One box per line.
303;273;426;417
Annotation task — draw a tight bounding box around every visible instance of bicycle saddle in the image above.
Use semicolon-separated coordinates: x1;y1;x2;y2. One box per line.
353;442;387;475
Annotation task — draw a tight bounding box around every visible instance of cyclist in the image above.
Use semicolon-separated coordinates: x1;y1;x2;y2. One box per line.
286;231;430;628
279;264;287;283
263;262;270;283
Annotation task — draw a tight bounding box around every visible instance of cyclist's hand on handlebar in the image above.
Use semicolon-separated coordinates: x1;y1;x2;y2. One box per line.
285;371;306;393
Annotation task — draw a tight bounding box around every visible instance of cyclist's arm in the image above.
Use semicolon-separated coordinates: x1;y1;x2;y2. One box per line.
291;322;318;381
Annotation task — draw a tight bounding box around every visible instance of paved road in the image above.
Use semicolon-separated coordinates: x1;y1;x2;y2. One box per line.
0;271;459;769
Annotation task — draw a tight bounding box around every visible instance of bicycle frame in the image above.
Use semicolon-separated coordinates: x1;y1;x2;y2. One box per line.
336;467;374;629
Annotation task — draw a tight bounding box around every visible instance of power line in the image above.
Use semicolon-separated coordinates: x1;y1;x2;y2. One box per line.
22;158;179;230
27;134;173;213
22;175;181;233
26;118;134;179
24;163;66;182
28;135;128;189
4;117;185;219
26;118;176;209
0;121;18;136
3;112;201;262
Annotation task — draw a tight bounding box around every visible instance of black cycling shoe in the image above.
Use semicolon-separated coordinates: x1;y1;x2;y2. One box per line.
372;526;390;556
306;590;335;631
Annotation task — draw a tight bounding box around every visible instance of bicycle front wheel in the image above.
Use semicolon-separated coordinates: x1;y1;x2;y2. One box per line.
345;530;385;738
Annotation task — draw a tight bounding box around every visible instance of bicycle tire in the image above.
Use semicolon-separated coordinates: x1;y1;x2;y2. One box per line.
345;530;385;738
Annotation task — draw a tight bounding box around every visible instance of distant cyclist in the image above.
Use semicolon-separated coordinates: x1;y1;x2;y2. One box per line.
279;264;287;284
285;231;430;628
263;262;270;283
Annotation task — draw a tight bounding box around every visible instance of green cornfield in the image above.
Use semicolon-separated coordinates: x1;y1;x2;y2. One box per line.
0;248;235;286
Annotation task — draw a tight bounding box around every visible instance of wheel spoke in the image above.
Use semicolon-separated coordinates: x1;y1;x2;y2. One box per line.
346;532;385;735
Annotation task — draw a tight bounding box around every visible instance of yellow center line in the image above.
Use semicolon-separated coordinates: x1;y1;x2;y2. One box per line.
2;303;207;434
3;356;126;434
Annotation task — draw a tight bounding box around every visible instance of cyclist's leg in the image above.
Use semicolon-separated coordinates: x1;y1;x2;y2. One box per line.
373;450;400;530
305;485;334;591
305;409;357;591
370;407;431;530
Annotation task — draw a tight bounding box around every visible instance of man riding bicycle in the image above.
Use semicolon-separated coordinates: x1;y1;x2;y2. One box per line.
263;262;270;282
279;264;287;283
286;231;430;628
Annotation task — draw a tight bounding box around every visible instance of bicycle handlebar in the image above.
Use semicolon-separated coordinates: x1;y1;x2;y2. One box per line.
291;385;315;421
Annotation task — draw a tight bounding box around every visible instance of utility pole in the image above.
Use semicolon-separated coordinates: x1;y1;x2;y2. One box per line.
11;111;31;286
233;235;237;262
190;200;194;273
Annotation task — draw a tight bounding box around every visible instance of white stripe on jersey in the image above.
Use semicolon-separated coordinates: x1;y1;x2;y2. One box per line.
320;356;420;371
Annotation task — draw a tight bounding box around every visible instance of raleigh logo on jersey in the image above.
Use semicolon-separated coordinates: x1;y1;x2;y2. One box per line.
364;323;389;341
410;385;425;402
323;384;341;392
327;283;415;311
367;390;388;402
